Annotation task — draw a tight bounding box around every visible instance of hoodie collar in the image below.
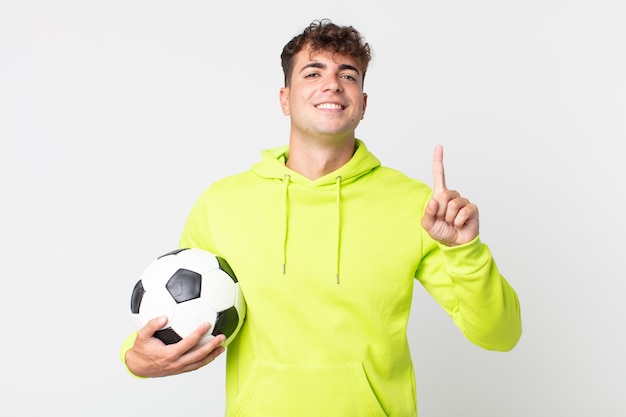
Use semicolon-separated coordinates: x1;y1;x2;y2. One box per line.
251;139;381;187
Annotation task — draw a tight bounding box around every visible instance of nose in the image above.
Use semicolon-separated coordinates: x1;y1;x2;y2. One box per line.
321;75;342;93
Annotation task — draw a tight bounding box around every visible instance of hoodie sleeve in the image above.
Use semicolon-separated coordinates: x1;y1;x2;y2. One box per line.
119;188;216;378
118;332;146;378
178;186;218;252
415;233;522;351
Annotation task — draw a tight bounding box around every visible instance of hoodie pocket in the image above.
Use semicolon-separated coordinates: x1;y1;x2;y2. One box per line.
230;360;388;417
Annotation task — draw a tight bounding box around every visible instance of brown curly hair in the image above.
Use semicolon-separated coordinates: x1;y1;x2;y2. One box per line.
280;19;372;87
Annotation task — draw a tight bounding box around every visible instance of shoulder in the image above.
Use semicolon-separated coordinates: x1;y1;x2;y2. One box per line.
203;170;257;194
371;165;432;194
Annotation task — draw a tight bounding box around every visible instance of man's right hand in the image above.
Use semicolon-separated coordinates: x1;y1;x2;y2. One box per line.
125;315;226;378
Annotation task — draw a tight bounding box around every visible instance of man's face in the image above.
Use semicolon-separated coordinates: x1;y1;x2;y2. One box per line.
280;46;367;142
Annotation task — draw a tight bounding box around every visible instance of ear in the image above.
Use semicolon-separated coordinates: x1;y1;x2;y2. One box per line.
279;87;290;116
361;92;368;120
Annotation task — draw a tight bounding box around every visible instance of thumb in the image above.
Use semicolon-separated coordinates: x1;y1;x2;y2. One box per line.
421;198;438;231
138;315;168;339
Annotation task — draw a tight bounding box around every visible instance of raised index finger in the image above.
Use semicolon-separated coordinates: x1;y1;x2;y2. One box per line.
432;144;447;194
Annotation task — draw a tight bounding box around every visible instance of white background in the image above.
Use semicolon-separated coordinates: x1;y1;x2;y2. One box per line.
1;1;624;416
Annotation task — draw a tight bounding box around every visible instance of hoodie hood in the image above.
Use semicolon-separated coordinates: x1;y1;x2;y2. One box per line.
250;139;381;283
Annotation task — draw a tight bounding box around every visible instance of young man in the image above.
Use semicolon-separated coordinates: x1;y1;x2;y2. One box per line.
121;19;522;416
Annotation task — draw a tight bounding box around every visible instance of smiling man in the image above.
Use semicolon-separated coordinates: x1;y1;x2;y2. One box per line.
121;19;522;416
279;40;367;180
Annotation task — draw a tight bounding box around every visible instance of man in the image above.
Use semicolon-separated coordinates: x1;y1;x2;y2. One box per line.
121;19;522;416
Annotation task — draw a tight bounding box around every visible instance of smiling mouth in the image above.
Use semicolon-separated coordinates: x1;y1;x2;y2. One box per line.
316;103;345;110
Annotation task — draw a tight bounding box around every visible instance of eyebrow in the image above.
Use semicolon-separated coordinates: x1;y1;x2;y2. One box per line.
299;62;361;76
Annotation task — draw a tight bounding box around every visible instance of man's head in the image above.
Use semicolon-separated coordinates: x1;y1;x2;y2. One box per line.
281;19;372;87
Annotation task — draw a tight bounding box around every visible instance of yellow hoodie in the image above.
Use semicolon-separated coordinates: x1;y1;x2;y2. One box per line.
121;140;522;416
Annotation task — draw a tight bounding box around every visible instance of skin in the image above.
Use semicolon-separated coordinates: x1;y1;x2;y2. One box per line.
279;46;367;180
421;144;479;247
125;44;479;378
125;316;225;377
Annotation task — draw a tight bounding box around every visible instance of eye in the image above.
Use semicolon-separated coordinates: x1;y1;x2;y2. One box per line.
340;73;358;81
304;72;320;79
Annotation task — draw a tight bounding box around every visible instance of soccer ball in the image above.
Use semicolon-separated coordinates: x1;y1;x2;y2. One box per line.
130;248;246;347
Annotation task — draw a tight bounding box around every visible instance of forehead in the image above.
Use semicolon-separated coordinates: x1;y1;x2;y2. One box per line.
295;46;361;71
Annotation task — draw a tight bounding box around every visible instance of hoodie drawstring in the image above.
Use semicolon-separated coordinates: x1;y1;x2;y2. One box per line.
280;173;343;284
335;176;342;284
282;174;291;275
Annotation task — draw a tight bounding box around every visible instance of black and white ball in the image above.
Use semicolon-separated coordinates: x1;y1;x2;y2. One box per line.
130;248;246;347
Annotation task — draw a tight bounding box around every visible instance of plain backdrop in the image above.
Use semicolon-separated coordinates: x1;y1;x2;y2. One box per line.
1;1;624;416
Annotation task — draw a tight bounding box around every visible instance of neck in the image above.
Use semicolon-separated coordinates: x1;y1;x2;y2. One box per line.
286;137;356;180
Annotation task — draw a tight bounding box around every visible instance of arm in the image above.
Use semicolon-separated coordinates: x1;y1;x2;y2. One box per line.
417;235;522;351
121;186;228;377
418;145;522;350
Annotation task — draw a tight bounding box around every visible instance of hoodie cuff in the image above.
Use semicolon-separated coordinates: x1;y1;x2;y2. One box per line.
438;235;491;275
120;332;147;379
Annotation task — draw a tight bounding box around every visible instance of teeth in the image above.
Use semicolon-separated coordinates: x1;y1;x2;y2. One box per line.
317;103;342;110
